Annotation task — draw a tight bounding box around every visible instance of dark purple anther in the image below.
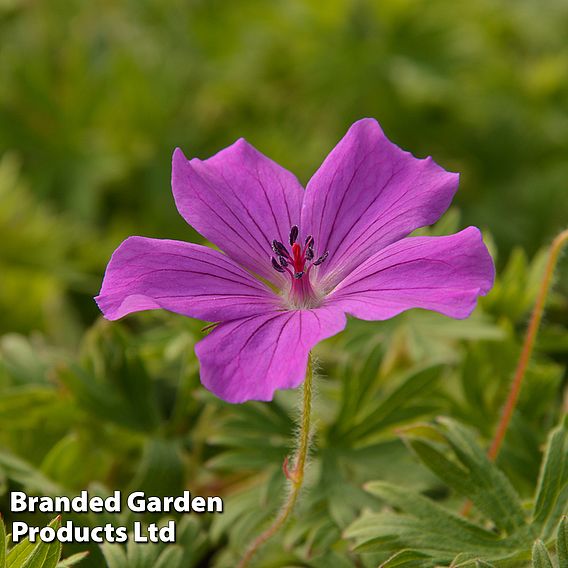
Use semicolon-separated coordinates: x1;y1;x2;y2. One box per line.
271;257;285;273
269;227;329;280
313;251;329;266
289;225;299;246
272;240;290;259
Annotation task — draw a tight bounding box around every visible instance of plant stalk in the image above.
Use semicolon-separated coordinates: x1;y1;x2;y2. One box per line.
488;228;568;460
237;357;314;568
462;228;568;516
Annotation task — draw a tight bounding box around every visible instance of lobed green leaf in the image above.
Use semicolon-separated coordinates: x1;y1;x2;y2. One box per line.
533;417;568;537
403;418;527;535
532;540;554;568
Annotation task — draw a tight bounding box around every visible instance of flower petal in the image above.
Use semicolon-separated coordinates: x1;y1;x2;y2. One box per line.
95;236;279;321
301;118;459;287
327;227;494;320
195;307;346;403
172;140;304;283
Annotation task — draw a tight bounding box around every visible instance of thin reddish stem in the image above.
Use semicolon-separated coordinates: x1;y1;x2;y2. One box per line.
488;228;568;461
462;228;568;517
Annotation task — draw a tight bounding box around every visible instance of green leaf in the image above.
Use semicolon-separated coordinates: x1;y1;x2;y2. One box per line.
57;362;155;434
360;482;508;554
449;558;498;568
403;418;527;534
332;342;384;434
127;438;184;498
20;518;61;568
381;549;433;568
99;543;126;568
533;417;568;536
0;388;59;427
18;546;48;568
39;539;61;568
6;535;36;568
55;552;89;568
39;433;107;488
557;517;568;568
128;537;160;567
532;540;553;568
0;335;50;386
343;363;445;444
0;450;62;495
1;515;6;568
154;546;183;568
174;517;209;567
307;549;357;568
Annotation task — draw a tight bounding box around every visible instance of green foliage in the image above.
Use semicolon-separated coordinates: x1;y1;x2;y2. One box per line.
0;230;565;566
1;1;568;565
346;417;568;566
527;519;568;568
1;513;6;568
0;516;87;568
2;0;568;280
99;518;207;568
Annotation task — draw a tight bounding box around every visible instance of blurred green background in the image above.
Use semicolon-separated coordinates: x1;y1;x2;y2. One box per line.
1;1;567;567
1;0;568;336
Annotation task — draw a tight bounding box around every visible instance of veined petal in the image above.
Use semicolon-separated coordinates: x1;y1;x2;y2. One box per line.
95;237;279;322
327;227;494;320
195;307;346;403
172;140;304;283
301;118;459;287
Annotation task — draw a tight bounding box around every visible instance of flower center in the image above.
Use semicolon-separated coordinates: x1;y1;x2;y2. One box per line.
270;226;329;309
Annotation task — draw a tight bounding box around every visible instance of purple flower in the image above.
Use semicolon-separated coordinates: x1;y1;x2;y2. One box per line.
95;119;494;403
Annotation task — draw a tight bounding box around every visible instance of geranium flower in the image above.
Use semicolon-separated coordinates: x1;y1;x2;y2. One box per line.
96;119;494;403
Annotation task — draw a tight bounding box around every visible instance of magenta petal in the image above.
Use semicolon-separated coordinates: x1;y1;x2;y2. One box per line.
328;227;495;320
301;118;459;287
95;237;279;321
195;307;346;403
172;140;304;283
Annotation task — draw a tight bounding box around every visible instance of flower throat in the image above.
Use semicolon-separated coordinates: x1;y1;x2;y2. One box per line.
270;226;328;308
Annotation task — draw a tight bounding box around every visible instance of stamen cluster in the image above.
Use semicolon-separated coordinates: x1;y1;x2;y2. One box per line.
271;225;328;281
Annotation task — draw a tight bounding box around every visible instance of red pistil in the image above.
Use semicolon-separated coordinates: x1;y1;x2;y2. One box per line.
271;227;328;307
291;243;303;273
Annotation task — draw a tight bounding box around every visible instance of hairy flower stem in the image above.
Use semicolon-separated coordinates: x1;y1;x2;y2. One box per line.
237;357;314;568
462;228;568;517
